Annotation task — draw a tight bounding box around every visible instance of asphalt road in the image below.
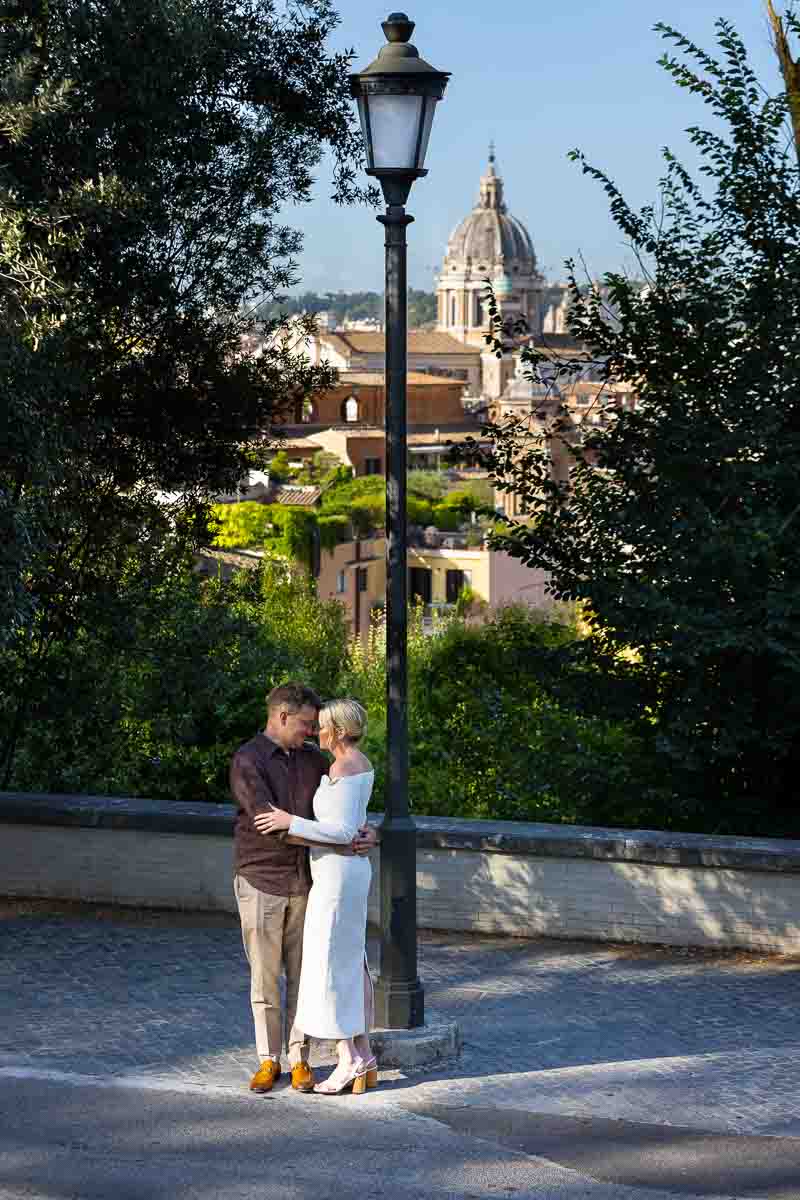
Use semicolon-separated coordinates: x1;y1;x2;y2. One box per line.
4;1075;793;1200
3;905;800;1199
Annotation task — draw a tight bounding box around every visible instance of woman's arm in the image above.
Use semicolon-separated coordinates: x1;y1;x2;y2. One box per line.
287;778;365;844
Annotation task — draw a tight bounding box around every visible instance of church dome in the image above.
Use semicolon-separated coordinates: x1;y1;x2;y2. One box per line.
445;151;536;273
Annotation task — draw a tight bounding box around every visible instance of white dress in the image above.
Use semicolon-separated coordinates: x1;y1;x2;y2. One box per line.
290;770;374;1039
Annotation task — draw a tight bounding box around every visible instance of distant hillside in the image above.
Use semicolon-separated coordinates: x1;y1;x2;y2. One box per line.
257;289;437;329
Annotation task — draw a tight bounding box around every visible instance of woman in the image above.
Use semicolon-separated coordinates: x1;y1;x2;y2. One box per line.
256;698;376;1095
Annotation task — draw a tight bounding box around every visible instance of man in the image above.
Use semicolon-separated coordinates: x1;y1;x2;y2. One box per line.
230;681;376;1094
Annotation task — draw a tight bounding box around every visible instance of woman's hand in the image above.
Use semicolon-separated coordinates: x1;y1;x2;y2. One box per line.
254;806;292;836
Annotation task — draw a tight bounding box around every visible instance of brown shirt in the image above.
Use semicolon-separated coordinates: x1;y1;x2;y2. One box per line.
230;732;328;897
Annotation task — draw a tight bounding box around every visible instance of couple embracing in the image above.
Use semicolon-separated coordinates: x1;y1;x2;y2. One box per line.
230;682;378;1096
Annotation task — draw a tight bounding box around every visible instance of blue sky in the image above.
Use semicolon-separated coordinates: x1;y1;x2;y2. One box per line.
288;1;785;294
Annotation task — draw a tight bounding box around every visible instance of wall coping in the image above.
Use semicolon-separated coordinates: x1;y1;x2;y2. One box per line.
2;791;800;873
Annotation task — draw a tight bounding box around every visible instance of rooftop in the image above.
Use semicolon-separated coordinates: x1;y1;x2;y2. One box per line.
268;485;322;506
320;330;479;357
339;371;467;387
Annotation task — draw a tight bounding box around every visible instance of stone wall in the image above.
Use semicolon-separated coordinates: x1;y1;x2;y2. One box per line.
2;793;800;952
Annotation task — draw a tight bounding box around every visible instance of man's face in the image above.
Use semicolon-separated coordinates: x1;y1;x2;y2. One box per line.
276;704;319;750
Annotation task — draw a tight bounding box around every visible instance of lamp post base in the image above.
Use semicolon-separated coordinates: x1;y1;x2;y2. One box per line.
369;1018;461;1069
373;974;425;1031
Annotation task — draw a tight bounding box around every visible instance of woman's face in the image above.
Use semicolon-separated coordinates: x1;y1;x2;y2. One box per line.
318;721;333;752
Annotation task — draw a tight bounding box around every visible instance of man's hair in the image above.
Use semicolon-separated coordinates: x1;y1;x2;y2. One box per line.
266;682;322;714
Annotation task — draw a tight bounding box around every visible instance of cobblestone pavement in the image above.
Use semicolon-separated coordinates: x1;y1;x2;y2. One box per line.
1;901;799;1142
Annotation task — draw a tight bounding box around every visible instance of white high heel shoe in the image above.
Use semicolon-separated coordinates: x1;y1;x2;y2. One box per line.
313;1057;367;1096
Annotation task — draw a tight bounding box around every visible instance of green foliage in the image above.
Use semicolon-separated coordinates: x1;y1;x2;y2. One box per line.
481;18;800;834
210;502;273;550
454;585;487;619
0;0;371;786
6;563;349;802
320;474;385;509
320;474;385;536
2;542;773;835
317;473;471;534
281;509;317;573
440;483;495;514
342;604;655;827
346;498;385;538
317;514;349;552
267;451;292;483
211;502;317;571
452;478;496;508
257;289;436;328
407;470;448;501
406;495;434;526
292;450;344;485
407;289;438;328
430;505;463;532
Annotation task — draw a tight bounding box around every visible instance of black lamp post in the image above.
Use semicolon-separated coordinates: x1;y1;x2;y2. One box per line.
350;13;449;1029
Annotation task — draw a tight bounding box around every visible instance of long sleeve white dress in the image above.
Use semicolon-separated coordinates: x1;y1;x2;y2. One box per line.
289;770;374;1039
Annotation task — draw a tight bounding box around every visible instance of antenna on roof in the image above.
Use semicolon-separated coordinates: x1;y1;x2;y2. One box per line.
488;139;495;165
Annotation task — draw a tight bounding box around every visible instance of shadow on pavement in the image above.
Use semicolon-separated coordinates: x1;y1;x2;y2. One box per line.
402;1104;800;1199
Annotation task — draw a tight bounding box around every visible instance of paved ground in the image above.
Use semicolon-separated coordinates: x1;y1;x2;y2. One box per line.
1;900;800;1199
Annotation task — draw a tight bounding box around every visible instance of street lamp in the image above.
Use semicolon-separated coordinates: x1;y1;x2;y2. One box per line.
350;13;449;1029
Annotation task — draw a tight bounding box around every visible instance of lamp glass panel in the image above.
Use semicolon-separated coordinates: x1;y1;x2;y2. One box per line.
367;94;423;169
356;96;373;166
415;97;438;170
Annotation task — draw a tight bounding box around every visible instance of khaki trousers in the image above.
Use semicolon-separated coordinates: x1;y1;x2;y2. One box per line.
234;874;309;1066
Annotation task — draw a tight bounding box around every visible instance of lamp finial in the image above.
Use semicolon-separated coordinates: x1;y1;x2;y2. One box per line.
382;13;415;43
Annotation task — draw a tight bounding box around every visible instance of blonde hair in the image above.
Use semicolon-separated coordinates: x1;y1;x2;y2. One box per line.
320;698;367;744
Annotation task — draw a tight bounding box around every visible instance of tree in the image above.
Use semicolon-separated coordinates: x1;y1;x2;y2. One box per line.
407;289;437;328
267;451;293;483
0;0;371;785
480;19;800;833
767;2;800;165
256;288;437;327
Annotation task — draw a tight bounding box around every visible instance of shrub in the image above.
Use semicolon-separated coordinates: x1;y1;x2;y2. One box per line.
6;562;349;802
343;603;659;828
430;504;462;531
210;502;272;549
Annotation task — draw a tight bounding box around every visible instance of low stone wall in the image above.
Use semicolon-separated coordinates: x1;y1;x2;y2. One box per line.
2;792;800;952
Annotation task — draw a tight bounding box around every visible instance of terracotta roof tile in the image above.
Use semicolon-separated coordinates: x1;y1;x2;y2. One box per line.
270;485;322;506
338;370;467;387
321;331;478;357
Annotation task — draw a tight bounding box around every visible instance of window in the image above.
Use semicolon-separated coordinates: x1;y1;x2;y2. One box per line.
356;567;368;593
344;395;359;422
409;566;432;605
450;295;456;326
363;457;382;476
336;570;346;594
446;568;468;604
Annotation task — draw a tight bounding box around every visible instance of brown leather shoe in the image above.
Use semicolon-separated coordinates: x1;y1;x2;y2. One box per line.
249;1059;281;1093
290;1061;315;1093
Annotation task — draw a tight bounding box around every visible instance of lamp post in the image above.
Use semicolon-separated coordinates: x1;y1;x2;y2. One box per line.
350;13;449;1029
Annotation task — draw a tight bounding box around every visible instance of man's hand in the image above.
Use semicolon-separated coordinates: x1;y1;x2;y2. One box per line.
352;823;379;856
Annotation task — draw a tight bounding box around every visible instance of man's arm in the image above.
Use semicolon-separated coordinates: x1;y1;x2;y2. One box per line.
230;753;281;839
285;825;379;855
